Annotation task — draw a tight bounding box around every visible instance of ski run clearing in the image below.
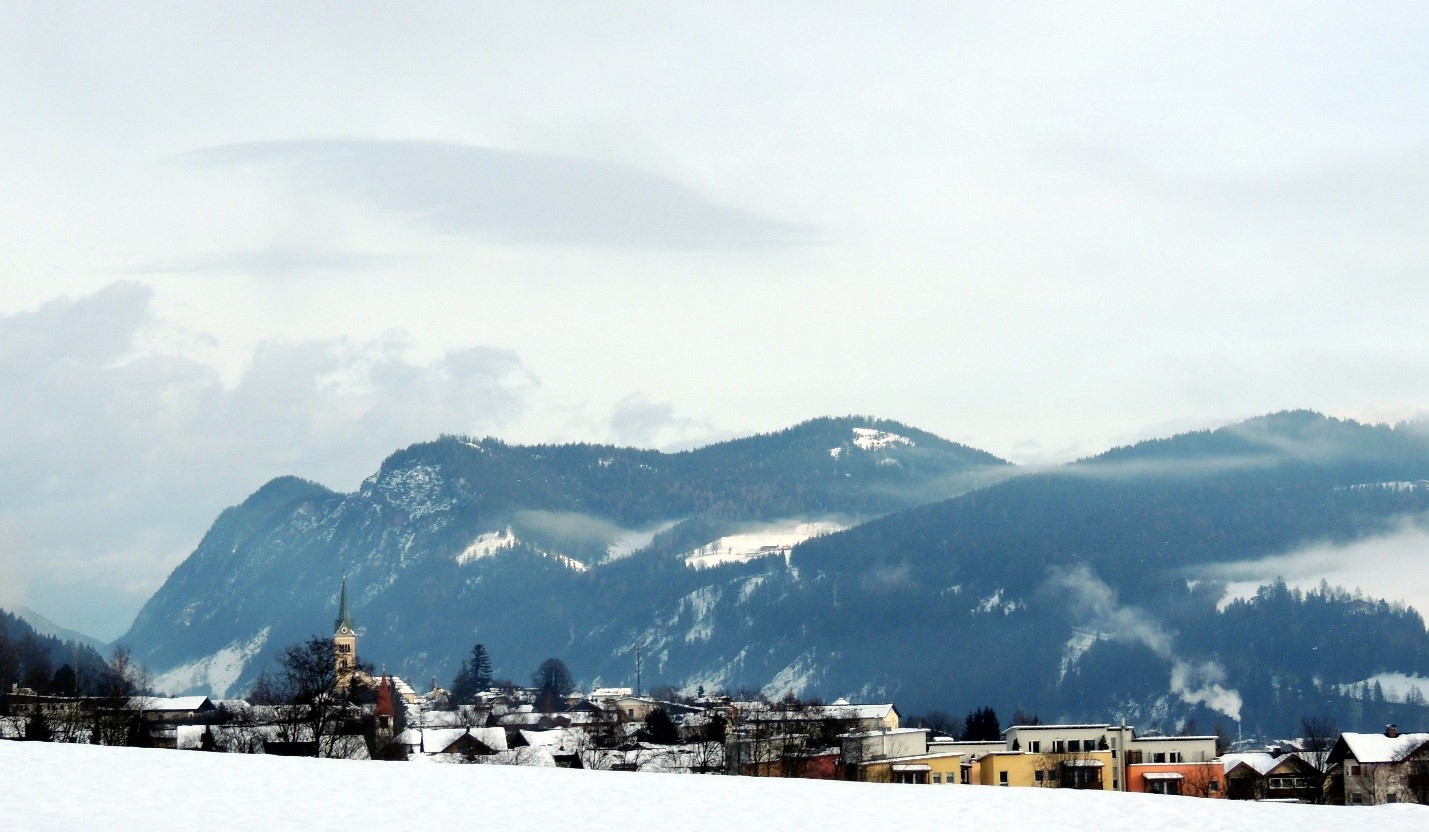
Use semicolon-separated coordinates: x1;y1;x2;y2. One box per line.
5;742;1426;832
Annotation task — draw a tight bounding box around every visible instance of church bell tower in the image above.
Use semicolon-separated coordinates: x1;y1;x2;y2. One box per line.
334;578;357;689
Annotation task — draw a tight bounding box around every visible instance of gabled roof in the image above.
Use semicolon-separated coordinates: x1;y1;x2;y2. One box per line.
1221;751;1314;776
129;696;214;712
1334;732;1429;764
396;726;509;754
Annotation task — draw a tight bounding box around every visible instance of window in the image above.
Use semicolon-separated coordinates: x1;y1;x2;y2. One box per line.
1351;765;1362;776
1068;740;1081;753
1035;770;1044;783
1169;752;1183;764
933;774;941;784
1293;778;1308;788
999;771;1008;785
1209;780;1219;792
1153;753;1166;764
1029;740;1040;753
1149;779;1181;796
1053;740;1066;753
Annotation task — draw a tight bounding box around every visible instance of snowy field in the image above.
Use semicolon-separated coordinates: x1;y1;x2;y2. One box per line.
3;742;1426;832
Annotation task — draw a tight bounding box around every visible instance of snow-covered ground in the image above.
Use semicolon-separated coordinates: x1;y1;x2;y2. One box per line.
4;742;1426;832
684;520;844;569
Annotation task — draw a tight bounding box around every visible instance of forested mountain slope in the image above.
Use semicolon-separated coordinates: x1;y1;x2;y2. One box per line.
122;411;1429;737
122;417;1008;701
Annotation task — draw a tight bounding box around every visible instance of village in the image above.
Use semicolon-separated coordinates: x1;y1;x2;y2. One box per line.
3;586;1428;807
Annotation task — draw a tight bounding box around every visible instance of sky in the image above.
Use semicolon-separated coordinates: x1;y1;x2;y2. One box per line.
1;2;1426;640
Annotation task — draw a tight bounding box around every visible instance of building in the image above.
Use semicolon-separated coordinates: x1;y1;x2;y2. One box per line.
972;749;1116;790
1127;761;1225;797
333;579;357;689
1221;750;1320;801
1327;726;1429;805
996;724;1218;792
840;727;964;784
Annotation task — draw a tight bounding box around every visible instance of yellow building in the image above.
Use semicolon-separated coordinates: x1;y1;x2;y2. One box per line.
973;750;1116;790
855;751;965;784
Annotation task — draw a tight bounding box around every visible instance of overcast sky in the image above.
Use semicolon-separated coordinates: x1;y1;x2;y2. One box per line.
1;3;1426;639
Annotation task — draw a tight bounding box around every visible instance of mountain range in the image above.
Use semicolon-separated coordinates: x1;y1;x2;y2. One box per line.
121;411;1429;737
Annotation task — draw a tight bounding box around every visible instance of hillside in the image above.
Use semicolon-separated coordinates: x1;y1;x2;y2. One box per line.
119;411;1429;737
122;416;1008;699
5;742;1426;832
0;608;113;697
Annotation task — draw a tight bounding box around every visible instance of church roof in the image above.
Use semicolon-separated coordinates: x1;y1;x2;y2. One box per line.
334;578;355;633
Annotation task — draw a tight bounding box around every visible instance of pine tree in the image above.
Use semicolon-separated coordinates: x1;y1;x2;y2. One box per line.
450;643;495;705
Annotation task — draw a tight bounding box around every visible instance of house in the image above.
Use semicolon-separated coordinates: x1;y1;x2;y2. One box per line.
999;724;1217;792
973;749;1116;790
129;696;216;724
1221;750;1321;801
394;726;509;757
1327;725;1429;805
840;728;964;784
1127;761;1225;797
1001;724;1132;790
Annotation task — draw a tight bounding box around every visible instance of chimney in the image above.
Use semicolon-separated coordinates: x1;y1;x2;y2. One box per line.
1385;724;1399;738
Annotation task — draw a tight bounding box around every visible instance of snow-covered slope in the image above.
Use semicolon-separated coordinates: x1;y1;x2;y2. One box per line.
3;742;1424;832
684;520;844;569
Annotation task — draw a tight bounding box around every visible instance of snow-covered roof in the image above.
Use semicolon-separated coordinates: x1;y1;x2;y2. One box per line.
1339;732;1429;764
1143;772;1183;780
520;728;586;752
839;727;927;739
1221;752;1304;776
130;696;212;712
396;726;509;754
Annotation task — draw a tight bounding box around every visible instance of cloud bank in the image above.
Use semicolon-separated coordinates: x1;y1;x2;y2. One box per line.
187;140;814;250
1207;518;1429;617
0;283;535;639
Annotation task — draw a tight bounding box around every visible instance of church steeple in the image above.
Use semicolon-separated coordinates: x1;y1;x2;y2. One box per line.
333;578;357;688
334;578;354;634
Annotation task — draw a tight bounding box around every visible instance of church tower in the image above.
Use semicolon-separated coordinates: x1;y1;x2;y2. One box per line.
333;579;357;689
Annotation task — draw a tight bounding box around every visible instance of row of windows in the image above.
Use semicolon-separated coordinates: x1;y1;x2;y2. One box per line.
1268;777;1312;789
1030;739;1110;754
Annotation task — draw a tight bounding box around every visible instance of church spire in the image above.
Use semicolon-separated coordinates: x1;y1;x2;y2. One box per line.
335;578;354;633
